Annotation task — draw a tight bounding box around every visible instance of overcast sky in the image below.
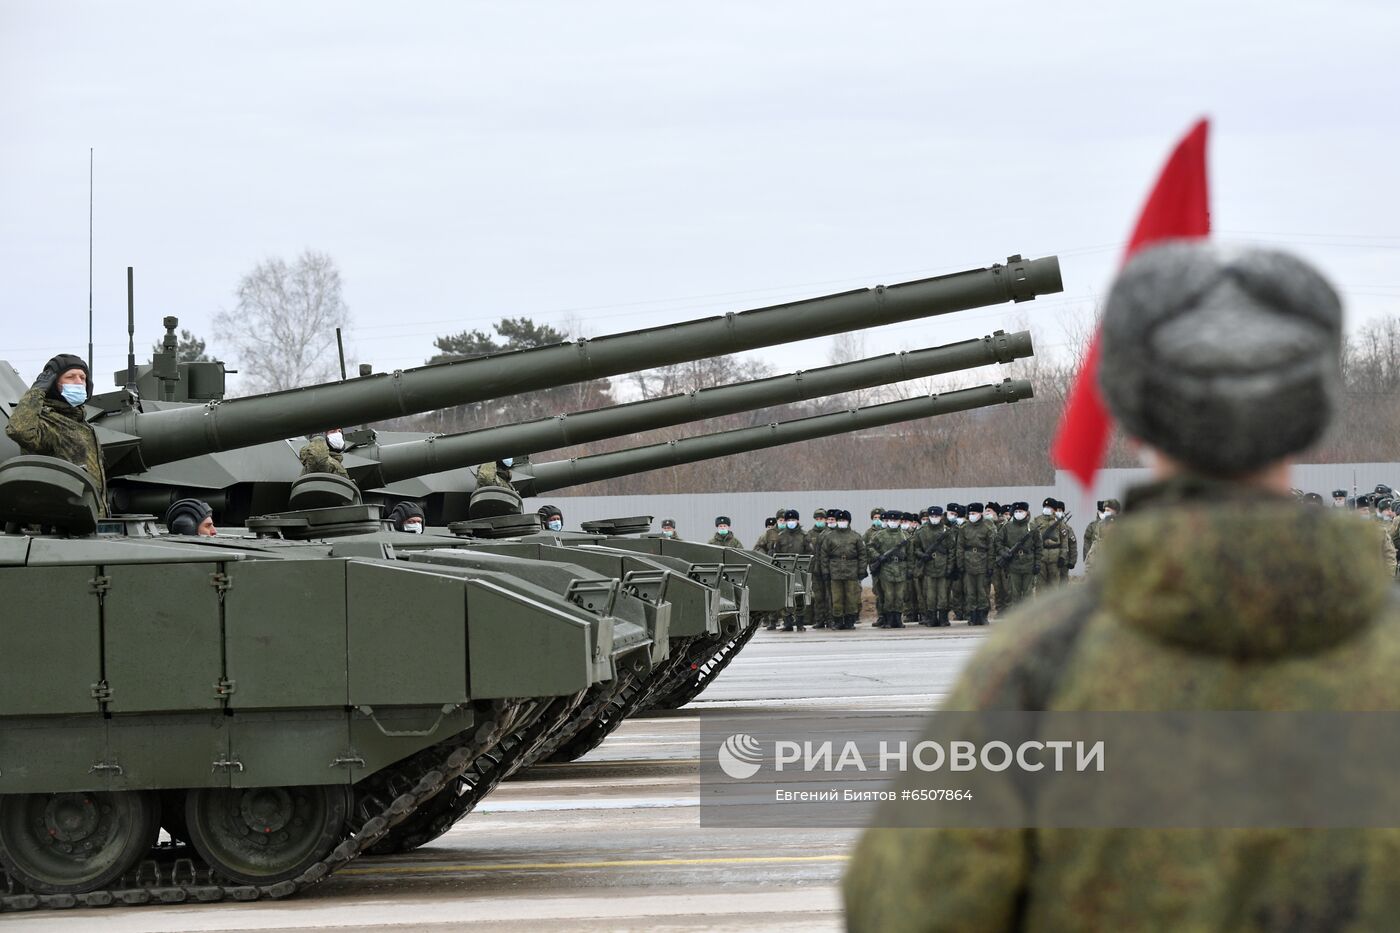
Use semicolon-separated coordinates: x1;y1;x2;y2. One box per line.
3;1;1397;398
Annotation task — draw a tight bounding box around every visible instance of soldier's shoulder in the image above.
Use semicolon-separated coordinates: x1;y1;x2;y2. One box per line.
944;586;1100;711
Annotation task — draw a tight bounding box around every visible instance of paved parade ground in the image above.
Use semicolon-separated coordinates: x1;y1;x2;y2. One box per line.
9;626;987;933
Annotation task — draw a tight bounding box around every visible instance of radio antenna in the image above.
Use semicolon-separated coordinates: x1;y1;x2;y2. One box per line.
126;266;137;393
88;148;94;371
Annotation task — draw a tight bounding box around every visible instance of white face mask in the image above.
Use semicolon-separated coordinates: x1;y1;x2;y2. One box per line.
955;516;965;526
929;516;942;525
1334;499;1346;507
1103;510;1116;519
786;521;798;529
1042;507;1053;516
969;513;982;523
1054;511;1065;519
547;519;563;531
836;521;849;530
403;521;423;534
1014;511;1027;521
326;431;345;451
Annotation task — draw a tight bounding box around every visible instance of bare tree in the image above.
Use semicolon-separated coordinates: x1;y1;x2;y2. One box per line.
215;250;350;394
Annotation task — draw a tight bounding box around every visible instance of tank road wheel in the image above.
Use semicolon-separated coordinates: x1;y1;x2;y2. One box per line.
0;790;160;894
184;785;347;885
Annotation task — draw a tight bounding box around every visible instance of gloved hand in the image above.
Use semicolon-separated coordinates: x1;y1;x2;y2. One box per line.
33;354;88;395
30;361;60;394
1032;563;1041;575
1056;557;1067;569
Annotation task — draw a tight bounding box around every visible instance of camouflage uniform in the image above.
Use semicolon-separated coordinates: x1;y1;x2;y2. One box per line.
5;385;109;516
818;523;867;628
707;532;744;549
863;513;885;617
869;525;910;627
1030;509;1066;592
946;506;965;619
989;506;1011;612
911;517;956;626
846;477;1400;932
773;519;809;631
956;512;997;625
997;511;1041;605
753;510;785;555
804;514;831;629
1082;516;1101;563
1058;519;1079;584
472;460;514;490
299;435;350;478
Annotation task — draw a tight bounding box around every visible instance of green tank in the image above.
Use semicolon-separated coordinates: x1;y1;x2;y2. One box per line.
0;254;1057;905
0;456;637;909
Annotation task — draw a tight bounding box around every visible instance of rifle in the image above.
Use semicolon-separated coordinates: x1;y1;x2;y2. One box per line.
915;526;952;566
997;513;1071;570
869;539;909;574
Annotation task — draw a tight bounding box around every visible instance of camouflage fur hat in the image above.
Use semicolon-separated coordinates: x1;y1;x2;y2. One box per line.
1098;242;1342;476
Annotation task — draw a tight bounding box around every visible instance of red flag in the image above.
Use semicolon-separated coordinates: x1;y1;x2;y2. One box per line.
1052;118;1212;488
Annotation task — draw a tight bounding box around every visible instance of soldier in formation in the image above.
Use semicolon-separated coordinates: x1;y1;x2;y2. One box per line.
996;500;1040;607
817;509;866;630
956;502;996;626
707;515;743;548
6;353;110;515
864;509;885;619
868;511;912;628
913;506;956;626
848;241;1400;931
806;509;832;629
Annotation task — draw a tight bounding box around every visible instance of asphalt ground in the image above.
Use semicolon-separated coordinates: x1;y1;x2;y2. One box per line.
10;623;988;932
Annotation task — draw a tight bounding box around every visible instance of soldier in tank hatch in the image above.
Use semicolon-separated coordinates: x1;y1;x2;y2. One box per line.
538;504;564;532
299;428;351;478
163;498;218;536
5;353;109;516
388;501;426;534
472;456;516;491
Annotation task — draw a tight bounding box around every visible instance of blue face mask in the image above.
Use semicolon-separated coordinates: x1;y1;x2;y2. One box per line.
547;519;562;531
500;458;513;468
60;384;87;407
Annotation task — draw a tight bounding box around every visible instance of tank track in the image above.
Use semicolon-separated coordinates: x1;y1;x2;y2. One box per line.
642;616;763;711
361;691;586;856
0;699;515;913
540;670;652;764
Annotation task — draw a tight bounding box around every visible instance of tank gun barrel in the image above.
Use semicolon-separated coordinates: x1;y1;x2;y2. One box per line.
358;331;1034;487
516;379;1034;497
96;255;1060;475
